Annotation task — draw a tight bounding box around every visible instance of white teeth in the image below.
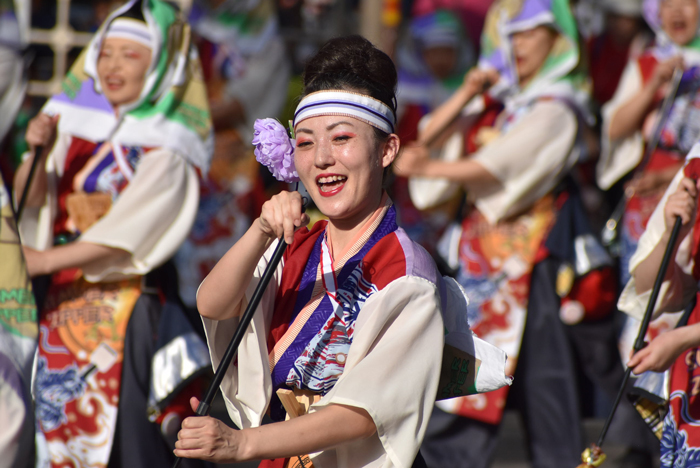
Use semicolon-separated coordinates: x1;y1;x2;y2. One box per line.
318;175;347;184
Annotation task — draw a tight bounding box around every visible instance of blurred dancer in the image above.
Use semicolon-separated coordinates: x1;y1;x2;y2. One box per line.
14;1;212;466
396;0;618;466
598;0;700;286
621;153;700;466
175;0;290;309
188;0;289;142
411;0;496;47
0;2;35;467
392;9;475;252
599;0;700;417
586;0;650;107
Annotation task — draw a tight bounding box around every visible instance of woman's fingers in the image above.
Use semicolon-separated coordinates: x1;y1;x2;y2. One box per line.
26;113;59;150
259;191;305;243
628;346;654;374
665;178;698;229
22;246;44;278
175;416;241;462
394;145;429;177
189;396;200;412
282;194;298;244
680;176;698;197
627;347;646;369
652;56;683;88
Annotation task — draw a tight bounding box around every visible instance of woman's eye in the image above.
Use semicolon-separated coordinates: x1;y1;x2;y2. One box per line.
334;135;350;142
297;140;312;147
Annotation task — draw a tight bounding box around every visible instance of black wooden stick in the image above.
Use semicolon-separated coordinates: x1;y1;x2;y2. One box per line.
595;215;683;449
172;237;288;468
15;145;43;222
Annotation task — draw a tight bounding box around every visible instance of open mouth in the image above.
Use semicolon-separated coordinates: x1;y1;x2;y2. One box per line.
670;18;688;34
105;77;124;91
316;174;347;197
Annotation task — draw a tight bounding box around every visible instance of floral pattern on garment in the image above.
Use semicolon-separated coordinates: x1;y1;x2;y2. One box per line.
661;392;700;468
286;258;379;394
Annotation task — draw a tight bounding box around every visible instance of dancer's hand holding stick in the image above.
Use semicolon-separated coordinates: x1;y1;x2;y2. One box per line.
578;176;698;467
14;113;59;221
394;68;499;178
420;68;500;148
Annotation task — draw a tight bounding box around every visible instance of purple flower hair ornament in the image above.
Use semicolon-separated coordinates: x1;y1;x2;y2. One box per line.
252;118;299;183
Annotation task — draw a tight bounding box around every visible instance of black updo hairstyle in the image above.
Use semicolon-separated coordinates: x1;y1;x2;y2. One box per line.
302;35;398;143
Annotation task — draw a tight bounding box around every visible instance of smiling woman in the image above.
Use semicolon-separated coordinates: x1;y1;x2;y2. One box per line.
182;35;510;468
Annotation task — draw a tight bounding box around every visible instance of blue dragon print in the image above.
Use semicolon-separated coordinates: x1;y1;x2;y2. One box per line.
287;261;378;394
34;356;86;432
661;393;700;467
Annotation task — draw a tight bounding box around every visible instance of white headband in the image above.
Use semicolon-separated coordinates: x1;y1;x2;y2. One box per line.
293;90;395;134
105;18;152;49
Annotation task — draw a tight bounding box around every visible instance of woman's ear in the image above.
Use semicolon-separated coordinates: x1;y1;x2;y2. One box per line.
381;134;401;168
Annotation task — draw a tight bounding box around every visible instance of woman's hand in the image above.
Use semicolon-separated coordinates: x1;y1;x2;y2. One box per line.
22;246;48;277
25;113;59;158
394;144;430;177
663;177;700;241
649;56;684;91
461;68;500;97
626;164;681;198
628;329;687;374
257;191;309;245
174;397;247;463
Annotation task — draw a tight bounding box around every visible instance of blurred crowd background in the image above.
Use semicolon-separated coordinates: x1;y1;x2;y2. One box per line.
0;0;685;467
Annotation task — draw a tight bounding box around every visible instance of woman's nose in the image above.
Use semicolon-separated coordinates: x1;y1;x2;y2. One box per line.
104;56;122;71
314;140;335;168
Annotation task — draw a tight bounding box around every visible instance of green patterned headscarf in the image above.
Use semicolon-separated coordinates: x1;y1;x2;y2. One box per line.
479;0;591;119
43;0;213;171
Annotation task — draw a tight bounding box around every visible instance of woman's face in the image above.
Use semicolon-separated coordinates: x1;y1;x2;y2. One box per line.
97;37;152;108
511;25;558;87
660;0;699;46
294;115;398;226
422;45;458;80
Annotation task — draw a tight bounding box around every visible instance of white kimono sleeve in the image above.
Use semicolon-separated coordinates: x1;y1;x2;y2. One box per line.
408;96;485;210
79;148;199;281
18;139;200;281
597;59;645;190
618;166;698;320
311;276;444;468
471;100;578;224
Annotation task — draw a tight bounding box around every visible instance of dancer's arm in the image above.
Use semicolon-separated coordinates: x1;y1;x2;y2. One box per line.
419;68;499;147
174;397;375;463
607;56;682;141
197;191;309;321
632;177;700;293
628;322;700;374
13;114;59;209
394;143;499;191
23;243;128;277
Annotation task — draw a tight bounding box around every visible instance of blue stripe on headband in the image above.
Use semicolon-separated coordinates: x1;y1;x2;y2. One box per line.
293;90;395;134
295;101;393;129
